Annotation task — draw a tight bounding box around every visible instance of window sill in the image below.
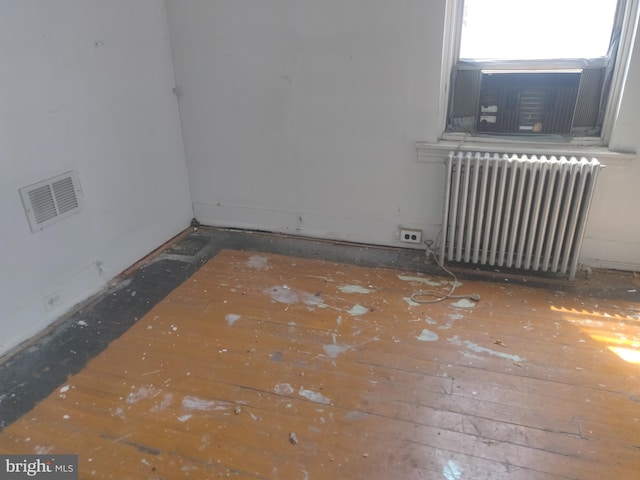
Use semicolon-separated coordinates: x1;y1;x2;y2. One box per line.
416;137;637;167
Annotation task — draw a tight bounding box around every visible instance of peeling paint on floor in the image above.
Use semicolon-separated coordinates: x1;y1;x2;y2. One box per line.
448;336;525;362
274;383;294;395
323;344;349;358
246;255;270;270
416;329;439;342
425;316;437;325
264;285;299;304
298;387;331;405
398;275;442;286
348;304;369;316
439;312;465;330
443;459;463;480
338;285;374;294
151;393;173;413
301;291;326;308
225;313;241;326
451;299;476;308
181;396;231;412
270;351;283;362
345;410;368;420
126;385;156;404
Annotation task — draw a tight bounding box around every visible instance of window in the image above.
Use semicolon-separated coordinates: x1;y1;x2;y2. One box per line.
459;0;617;61
444;0;636;141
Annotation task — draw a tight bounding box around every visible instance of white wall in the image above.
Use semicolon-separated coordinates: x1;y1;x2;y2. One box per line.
167;0;445;244
0;0;193;355
167;0;640;271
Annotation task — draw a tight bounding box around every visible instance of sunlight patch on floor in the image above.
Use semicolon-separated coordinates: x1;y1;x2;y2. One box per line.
550;305;640;365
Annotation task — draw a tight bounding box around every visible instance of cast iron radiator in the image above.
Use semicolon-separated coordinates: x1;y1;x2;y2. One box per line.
441;152;601;280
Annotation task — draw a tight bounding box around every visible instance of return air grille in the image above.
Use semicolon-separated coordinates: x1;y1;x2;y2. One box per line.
52;176;79;214
20;171;82;232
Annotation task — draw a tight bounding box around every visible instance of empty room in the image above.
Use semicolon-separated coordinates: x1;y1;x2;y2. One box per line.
1;1;639;478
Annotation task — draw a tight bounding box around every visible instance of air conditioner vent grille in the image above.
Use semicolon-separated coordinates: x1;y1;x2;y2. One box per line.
52;177;79;214
28;185;58;224
20;171;83;232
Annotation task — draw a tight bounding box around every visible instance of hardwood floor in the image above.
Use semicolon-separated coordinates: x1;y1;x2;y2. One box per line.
1;249;639;479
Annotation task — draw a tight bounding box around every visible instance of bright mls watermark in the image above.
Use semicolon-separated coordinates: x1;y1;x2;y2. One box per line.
0;455;77;479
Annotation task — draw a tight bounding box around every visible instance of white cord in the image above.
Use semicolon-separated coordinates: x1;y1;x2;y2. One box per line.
410;245;480;304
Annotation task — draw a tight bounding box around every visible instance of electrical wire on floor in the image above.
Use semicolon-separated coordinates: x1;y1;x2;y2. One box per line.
410;241;481;304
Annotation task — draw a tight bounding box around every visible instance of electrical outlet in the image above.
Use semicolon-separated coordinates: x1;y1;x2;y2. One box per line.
400;228;422;244
43;291;62;311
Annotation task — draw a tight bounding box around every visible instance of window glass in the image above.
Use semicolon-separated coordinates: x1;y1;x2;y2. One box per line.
460;0;619;61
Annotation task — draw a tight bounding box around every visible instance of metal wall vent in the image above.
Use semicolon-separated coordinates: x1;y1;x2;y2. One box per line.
20;171;83;232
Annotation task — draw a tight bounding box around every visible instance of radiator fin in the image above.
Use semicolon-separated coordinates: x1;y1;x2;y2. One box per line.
441;152;600;280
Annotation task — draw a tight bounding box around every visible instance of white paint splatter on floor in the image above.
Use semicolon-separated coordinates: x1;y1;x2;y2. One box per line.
323;344;349;358
416;329;439;342
398;275;443;286
448;336;525;362
452;299;476;308
151;393;173;413
274;383;295;395
263;285;299;304
338;285;374;294
460;351;483;361
246;255;270;270
348;304;369;316
176;414;192;422
439;312;465;330
111;407;125;419
182;396;231;411
345;410;368;420
77;320;88;327
300;291;326;308
59;385;70;393
298;387;331;405
225;313;241;326
126;385;156;404
443;460;464;480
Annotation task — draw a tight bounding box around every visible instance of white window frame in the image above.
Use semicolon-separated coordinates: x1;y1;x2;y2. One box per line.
436;0;640;148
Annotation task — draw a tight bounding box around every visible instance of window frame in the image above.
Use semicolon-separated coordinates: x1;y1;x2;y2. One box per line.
437;0;640;147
